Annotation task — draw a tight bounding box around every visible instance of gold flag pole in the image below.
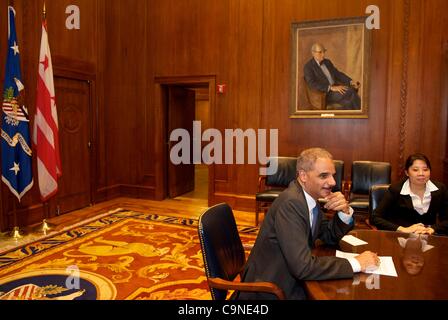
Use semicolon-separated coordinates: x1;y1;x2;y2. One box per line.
33;202;56;235
33;1;56;236
8;199;24;240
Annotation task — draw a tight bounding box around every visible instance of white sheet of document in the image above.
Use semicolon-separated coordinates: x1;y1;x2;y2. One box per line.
336;250;398;277
341;235;368;246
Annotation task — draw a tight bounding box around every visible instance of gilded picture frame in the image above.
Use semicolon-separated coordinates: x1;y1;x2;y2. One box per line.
289;17;371;119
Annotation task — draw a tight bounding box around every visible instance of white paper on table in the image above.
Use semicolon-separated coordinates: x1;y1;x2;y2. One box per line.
341;235;368;246
336;250;398;277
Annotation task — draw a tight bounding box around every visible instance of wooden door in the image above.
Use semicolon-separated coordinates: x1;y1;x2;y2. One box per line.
167;86;195;198
54;77;92;214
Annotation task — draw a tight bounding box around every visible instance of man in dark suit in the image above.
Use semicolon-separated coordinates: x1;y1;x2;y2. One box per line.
238;148;379;300
303;43;361;110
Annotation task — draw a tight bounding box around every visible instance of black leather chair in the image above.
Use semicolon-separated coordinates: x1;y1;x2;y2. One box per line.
366;184;390;230
348;161;392;212
198;203;285;300
332;160;344;193
255;157;297;225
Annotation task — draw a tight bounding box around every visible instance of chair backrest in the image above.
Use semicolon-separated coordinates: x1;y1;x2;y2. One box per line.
351;161;391;195
198;203;245;300
368;184;390;217
265;157;297;187
332;160;344;192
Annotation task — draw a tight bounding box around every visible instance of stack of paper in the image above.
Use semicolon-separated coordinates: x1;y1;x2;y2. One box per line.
336;250;398;277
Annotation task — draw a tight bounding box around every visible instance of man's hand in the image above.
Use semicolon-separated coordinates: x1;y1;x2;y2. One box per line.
350;80;360;89
330;85;348;94
355;251;380;272
323;192;350;214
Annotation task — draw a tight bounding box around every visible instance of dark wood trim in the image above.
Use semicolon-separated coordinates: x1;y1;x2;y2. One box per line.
153;82;166;200
444;159;448;186
120;185;156;199
4;203;45;230
213;192;255;212
88;79;96;206
95;185;121;201
154;75;217;85
53;56;96;80
398;0;411;175
154;75;217;205
207;78;216;206
444;39;448;186
94;0;107;204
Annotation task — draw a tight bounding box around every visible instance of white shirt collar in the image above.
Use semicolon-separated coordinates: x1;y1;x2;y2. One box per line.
302;188;317;213
400;179;438;196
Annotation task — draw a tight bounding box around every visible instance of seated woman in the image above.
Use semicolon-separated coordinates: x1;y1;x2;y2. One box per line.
371;153;448;235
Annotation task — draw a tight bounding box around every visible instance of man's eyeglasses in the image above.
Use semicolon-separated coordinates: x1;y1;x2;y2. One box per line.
313;50;326;54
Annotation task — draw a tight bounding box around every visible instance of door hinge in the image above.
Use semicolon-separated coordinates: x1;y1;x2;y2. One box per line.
56;205;61;216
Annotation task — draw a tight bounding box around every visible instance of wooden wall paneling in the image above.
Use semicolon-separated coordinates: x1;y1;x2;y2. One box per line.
104;0;148;197
399;0;425;176
416;0;448;181
383;0;408;181
148;0;230;202
93;0;107;202
207;78;217;204
103;0;122;192
444;37;448;185
231;0;263;197
51;76;92;215
261;0;393;184
45;0;97;64
208;0;264;200
387;0;448;181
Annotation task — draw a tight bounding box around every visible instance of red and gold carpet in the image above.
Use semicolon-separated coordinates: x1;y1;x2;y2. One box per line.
0;209;257;300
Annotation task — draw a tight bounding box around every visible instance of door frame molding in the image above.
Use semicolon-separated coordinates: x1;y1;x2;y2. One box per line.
53;59;96;207
154;75;216;205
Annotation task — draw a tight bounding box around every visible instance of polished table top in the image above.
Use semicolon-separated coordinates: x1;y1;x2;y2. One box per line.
305;230;448;300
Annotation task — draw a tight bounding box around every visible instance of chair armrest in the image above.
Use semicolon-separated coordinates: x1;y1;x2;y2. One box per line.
364;218;378;231
257;176;267;193
208;277;285;300
345;181;352;199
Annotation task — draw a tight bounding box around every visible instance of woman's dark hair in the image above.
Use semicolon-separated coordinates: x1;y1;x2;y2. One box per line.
405;153;431;171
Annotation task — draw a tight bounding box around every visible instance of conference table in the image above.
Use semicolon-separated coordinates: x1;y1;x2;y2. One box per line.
305;229;448;299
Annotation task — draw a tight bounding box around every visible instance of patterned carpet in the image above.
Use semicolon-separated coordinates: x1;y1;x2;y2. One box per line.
0;210;257;300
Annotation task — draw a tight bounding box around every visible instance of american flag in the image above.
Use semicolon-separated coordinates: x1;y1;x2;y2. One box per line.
33;7;62;201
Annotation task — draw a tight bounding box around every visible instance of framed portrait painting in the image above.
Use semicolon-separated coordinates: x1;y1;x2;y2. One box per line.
289;17;371;118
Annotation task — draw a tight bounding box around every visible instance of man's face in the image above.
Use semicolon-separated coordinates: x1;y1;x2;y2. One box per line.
298;157;336;199
312;47;326;63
